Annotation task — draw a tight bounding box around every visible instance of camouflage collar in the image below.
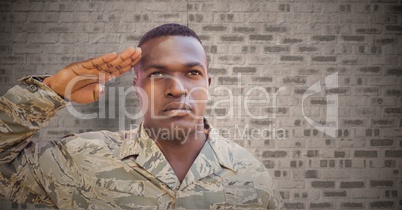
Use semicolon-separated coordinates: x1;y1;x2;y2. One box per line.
118;119;238;189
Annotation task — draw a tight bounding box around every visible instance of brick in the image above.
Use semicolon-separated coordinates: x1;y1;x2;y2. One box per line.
370;201;394;208
202;25;227;32
264;46;290;53
370;180;394;188
342;119;366;127
324;191;347;197
232;67;256;74
249;35;274;41
262;151;288;158
354;87;379;96
385;25;402;32
284;202;305;209
253;76;273;83
233;26;256;33
305;170;318;179
384;88;402;96
341;35;365;42
310;202;332;209
298;46;318;53
355;26;382;34
384;108;402;115
311;181;335;189
340;181;365;189
385;69;402;76
220;35;244;42
264;25;288;33
217;77;238;85
217;55;244;64
354;150;377;158
280;56;304;62
208;68;227;75
339;159;352;168
44;23;74;33
341;202;364;208
311;35;336;42
312;56;336;62
216;13;244;22
283;37;303;44
348;189;380;198
370;139;394;146
385;150;402;158
326;87;350;95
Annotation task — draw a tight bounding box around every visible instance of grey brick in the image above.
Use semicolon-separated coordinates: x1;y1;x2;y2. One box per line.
371;180;394;188
264;25;287;33
262;151;287;158
220;35;244;42
311;181;335;188
233;27;256;33
283;76;306;84
280;55;304;61
370;201;394;208
232;67;256;74
284;202;305;209
340;181;365;189
385;150;402;158
312;35;336;42
283;38;303;43
208;68;227;75
264;46;290;53
202;25;227;32
385;69;402;76
249;35;273;41
384;108;402;114
253;76;273;83
217;76;238;85
312;56;336;62
354;150;378;158
341;202;364;208
324;191;347;197
385;25;402;32
310;202;332;209
370;139;394;146
305;170;318;178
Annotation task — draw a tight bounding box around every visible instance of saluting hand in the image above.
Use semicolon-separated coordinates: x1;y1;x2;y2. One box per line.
43;47;141;104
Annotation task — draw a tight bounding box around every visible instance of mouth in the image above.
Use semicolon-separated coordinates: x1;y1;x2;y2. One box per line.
163;102;192;117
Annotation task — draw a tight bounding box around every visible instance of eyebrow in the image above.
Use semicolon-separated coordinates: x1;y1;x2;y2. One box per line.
143;62;206;72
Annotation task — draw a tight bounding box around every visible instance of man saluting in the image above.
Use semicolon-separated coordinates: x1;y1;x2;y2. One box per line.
0;23;283;209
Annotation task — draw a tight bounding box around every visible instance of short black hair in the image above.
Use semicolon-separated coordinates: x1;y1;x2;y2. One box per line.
134;23;207;75
137;23;202;47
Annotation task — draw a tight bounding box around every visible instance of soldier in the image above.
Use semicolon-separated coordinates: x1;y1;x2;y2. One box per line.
0;23;283;209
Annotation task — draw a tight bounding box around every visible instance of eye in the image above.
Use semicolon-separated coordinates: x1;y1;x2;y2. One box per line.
187;70;202;76
148;72;164;78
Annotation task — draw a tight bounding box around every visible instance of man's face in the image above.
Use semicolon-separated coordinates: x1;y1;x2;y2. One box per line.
134;36;210;139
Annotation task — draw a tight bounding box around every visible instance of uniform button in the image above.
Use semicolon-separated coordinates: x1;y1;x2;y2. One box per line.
28;84;38;92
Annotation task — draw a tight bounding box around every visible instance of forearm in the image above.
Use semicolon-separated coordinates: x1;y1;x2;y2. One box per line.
0;76;66;165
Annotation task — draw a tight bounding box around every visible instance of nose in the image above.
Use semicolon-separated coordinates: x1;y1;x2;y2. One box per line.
164;76;188;98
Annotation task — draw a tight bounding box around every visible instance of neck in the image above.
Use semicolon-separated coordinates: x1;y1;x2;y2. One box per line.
144;123;207;183
152;127;206;161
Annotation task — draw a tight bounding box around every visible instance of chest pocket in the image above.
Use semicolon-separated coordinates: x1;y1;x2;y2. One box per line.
212;180;263;209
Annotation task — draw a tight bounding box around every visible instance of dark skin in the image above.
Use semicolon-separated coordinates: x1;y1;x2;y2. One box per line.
43;36;209;183
134;36;211;182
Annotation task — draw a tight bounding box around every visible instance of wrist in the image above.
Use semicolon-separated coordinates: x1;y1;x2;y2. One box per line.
43;76;52;87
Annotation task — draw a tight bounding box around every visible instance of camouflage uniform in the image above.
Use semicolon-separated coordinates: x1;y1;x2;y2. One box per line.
0;76;283;209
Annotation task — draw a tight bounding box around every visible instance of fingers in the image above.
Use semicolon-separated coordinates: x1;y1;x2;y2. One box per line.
72;47;141;76
99;47;141;72
81;52;118;70
108;54;142;80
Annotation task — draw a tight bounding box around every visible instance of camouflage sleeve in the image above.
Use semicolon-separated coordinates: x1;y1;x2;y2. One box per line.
0;76;67;165
0;76;66;206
